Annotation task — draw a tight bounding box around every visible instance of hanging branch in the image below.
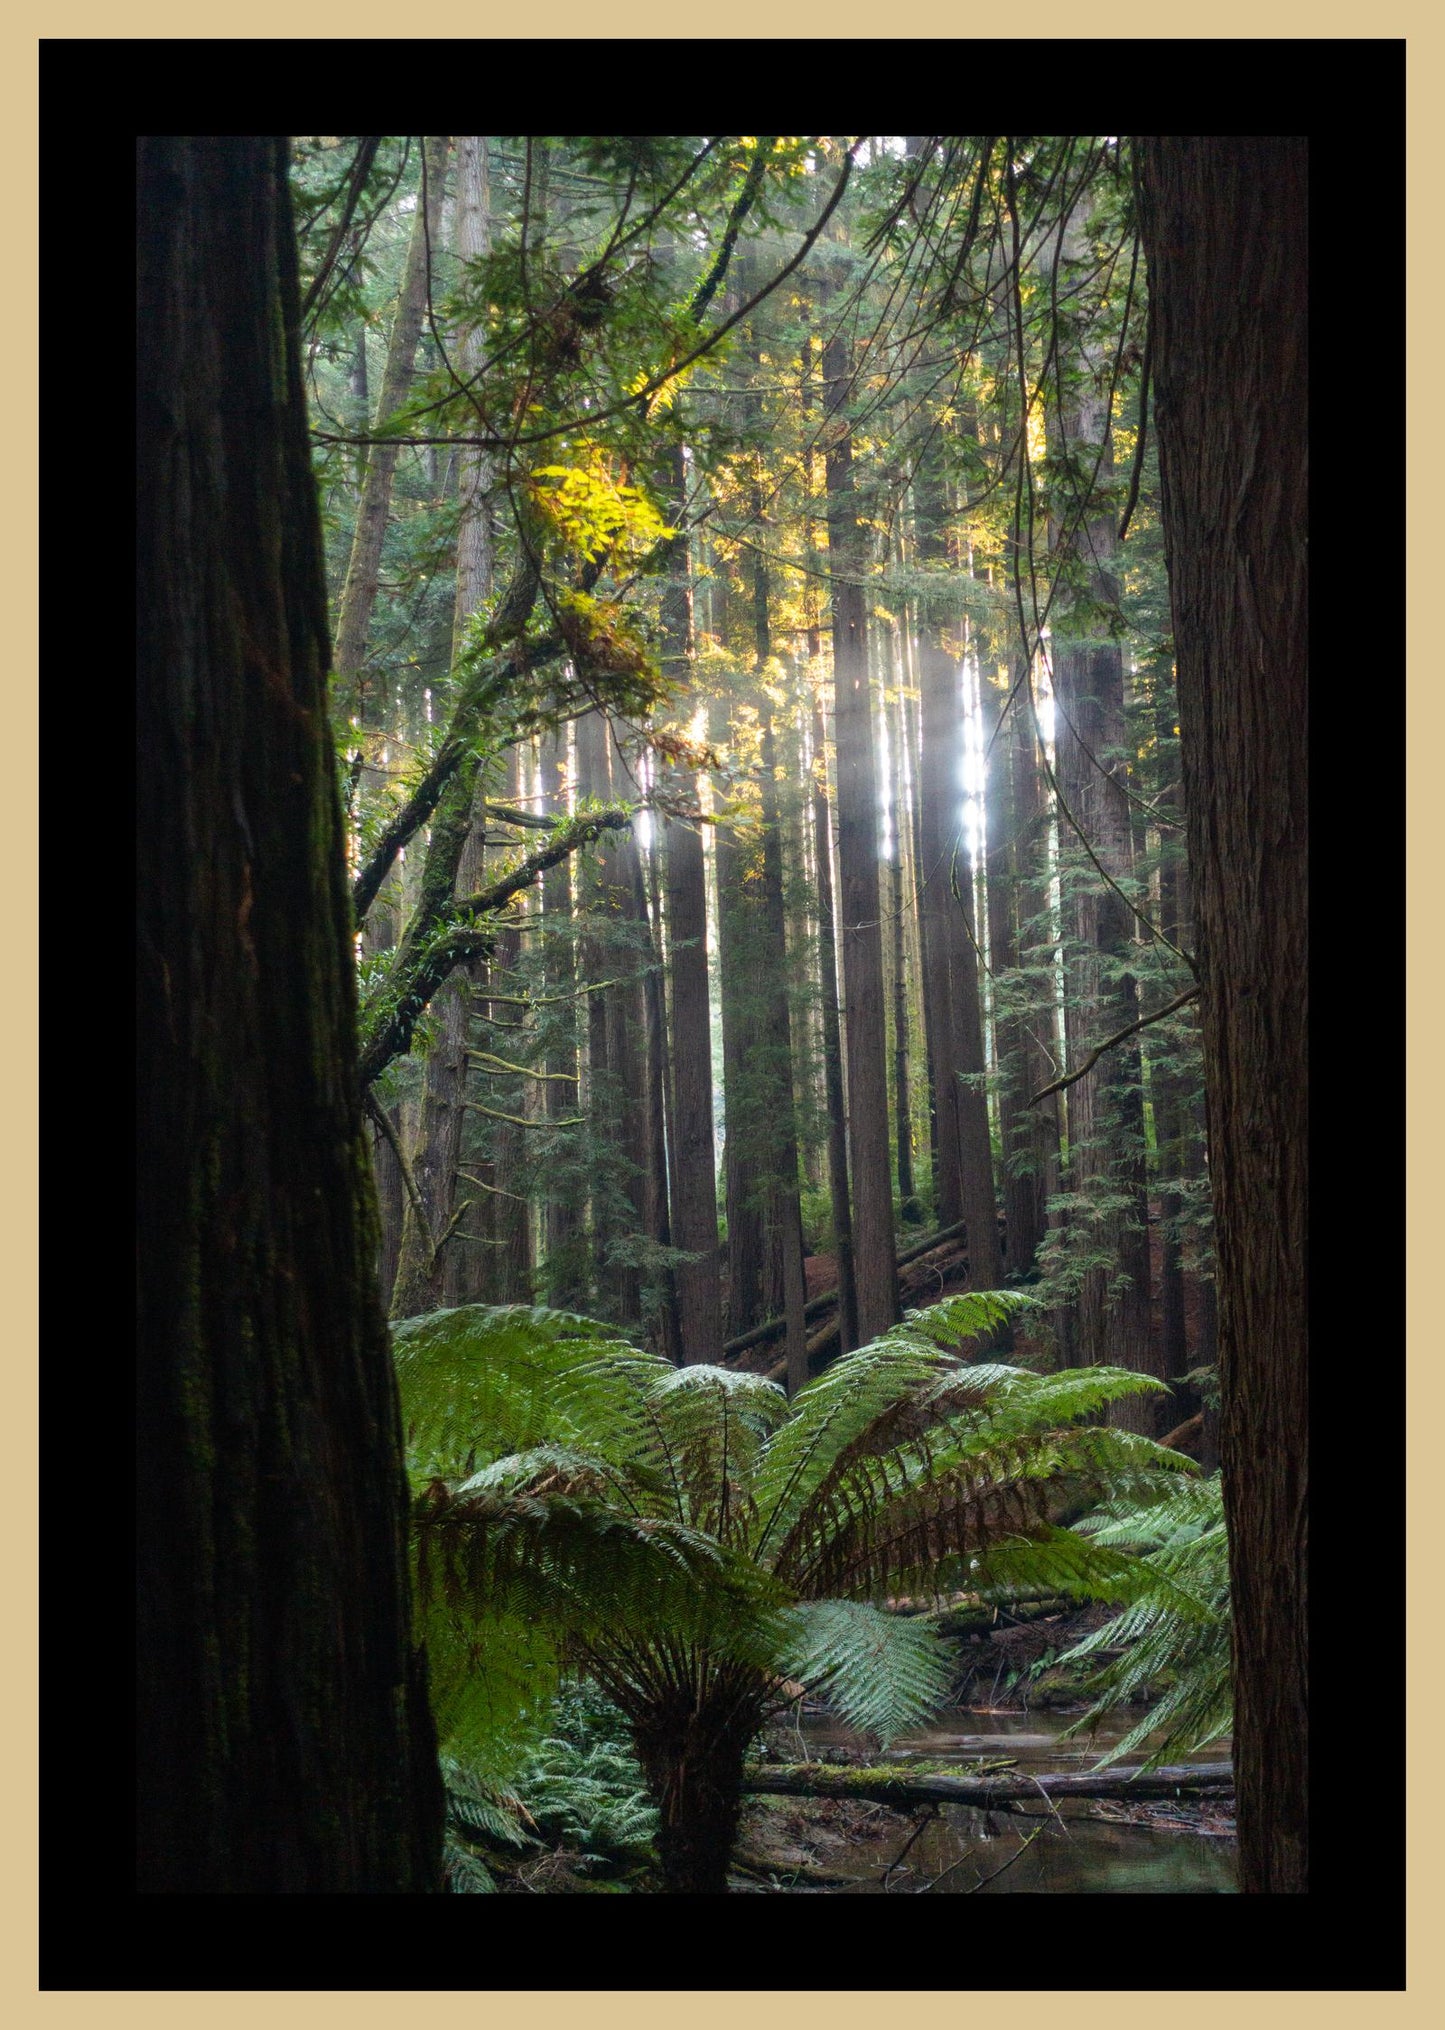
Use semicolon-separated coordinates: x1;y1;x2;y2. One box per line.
299;136;382;326
1026;986;1201;1107
363;1088;435;1255
685;137;775;327
310;143;860;458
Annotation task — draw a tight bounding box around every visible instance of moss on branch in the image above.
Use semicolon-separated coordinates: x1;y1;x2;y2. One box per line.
357;804;633;1091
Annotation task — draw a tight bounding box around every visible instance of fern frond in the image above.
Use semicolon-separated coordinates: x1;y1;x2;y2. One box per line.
443;1836;500;1893
414;1477;750;1636
393;1304;651;1483
1073;1474;1222;1549
898;1288;1036;1351
774;1599;956;1746
1055;1474;1232;1769
515;1730;658;1863
421;1602;562;1770
773;1365;1186;1601
971;1524;1215;1619
441;1756;536;1848
398;1296;1217;1824
644;1363;789;1542
751;1293;1032;1567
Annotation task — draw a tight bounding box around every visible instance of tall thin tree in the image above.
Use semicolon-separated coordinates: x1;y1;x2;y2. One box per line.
824;326;897;1343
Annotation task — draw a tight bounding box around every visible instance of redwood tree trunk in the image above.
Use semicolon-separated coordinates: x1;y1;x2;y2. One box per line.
388;142;492;1318
538;723;587;1308
824;330;897;1343
912;445;1000;1286
136;135;441;1893
666;807;724;1363
713;688;774;1342
658;442;723;1363
1137;134;1308;1896
985;661;1052;1275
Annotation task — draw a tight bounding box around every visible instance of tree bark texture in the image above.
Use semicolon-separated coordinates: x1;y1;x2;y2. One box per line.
666;809;724;1363
1052;622;1160;1422
748;526;809;1388
985;664;1054;1274
484;747;535;1305
887;643;922;1223
603;756;652;1325
712;692;776;1342
655;440;721;1362
639;818;681;1356
631;1689;763;1895
1137;134;1308;1895
136;135;442;1892
758;707;809;1395
391;154;496;1319
573;709;645;1323
449;136;492;665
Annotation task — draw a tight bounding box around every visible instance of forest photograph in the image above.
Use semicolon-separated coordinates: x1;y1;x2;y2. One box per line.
132;118;1376;1953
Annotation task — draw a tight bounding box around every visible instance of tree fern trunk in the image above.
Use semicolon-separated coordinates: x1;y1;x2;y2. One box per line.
632;1692;759;1895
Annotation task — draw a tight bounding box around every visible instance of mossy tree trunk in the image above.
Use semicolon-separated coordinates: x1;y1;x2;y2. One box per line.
136;136;442;1893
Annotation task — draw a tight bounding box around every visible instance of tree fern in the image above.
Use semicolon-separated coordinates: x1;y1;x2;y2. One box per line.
393;1291;1194;1890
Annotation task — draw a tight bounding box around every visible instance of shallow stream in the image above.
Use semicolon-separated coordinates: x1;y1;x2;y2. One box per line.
763;1706;1237;1893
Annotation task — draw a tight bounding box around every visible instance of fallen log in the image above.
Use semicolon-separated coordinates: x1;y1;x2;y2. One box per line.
740;1761;1233;1813
723;1221;967;1362
762;1317;839;1385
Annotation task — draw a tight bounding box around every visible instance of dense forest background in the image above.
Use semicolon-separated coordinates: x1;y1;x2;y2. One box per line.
302;135;1214;1432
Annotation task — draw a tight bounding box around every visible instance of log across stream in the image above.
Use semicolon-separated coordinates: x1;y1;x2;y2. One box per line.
742;1759;1234;1810
733;1707;1239;1893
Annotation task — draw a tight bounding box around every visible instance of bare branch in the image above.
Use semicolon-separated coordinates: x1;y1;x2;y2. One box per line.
1027;986;1201;1106
300;137;381;325
363;1090;434;1255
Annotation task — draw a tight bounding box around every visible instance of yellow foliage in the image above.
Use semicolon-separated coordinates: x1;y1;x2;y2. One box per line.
529;449;673;567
